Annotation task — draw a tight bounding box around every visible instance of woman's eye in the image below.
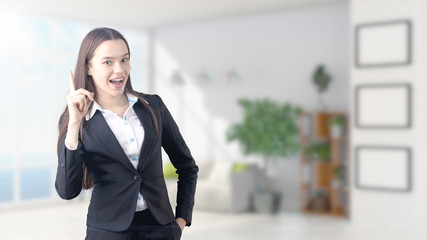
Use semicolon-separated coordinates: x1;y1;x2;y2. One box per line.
104;60;112;65
122;58;129;63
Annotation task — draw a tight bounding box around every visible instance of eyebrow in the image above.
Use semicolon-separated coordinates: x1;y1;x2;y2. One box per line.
101;53;129;60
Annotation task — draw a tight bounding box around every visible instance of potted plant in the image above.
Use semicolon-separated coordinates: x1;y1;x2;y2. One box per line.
304;141;331;188
304;141;330;162
331;166;345;188
312;64;332;110
310;189;329;212
227;98;301;213
328;116;344;139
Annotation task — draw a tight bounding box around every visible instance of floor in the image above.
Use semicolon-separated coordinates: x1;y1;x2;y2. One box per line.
0;200;426;240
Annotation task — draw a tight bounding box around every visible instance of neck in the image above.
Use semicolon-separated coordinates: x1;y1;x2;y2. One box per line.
95;92;128;110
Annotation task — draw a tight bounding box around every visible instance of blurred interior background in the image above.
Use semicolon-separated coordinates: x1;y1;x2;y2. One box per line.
1;0;427;239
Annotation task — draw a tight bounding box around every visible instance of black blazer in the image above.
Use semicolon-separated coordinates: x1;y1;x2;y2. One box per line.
55;94;198;232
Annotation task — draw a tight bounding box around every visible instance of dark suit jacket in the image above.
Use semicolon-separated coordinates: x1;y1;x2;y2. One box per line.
55;94;198;232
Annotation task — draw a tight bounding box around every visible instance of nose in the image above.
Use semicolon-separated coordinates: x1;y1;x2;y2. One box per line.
113;61;124;74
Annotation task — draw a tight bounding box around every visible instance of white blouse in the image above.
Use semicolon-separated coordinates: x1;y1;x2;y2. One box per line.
67;93;147;211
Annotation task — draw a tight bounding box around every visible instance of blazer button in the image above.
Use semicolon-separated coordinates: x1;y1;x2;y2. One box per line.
134;175;141;181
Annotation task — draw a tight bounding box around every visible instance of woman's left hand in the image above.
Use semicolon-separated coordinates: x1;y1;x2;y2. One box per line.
175;217;186;232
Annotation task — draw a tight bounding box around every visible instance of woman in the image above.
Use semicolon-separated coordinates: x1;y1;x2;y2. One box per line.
55;28;198;240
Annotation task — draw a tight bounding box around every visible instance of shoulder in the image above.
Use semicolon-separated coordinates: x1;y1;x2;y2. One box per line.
140;94;166;110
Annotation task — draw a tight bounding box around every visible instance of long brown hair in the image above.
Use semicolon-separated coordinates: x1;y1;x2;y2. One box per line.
57;28;158;189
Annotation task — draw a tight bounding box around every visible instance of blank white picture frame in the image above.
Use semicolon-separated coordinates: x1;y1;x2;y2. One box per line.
355;146;411;192
355;84;411;128
355;20;411;67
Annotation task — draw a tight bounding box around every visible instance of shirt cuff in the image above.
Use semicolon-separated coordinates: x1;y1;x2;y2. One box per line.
64;141;78;151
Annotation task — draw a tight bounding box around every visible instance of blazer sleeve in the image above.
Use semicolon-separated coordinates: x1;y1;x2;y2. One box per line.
158;96;198;226
55;136;84;200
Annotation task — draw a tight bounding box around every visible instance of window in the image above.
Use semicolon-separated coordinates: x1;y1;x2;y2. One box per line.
0;14;150;204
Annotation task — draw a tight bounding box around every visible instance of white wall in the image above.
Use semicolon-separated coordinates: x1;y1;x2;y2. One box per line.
350;0;427;231
152;3;349;211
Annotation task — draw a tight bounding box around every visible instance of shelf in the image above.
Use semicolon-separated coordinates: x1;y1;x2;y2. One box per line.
310;186;349;192
331;162;348;167
299;111;349;219
333;187;349;192
302;160;348;166
330;137;348;142
302;209;348;218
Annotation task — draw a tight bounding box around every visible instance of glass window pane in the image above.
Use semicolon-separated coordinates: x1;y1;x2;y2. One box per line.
18;54;55;152
0;170;14;202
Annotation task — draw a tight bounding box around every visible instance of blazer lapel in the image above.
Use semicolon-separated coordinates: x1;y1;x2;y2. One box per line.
133;101;157;171
88;111;137;173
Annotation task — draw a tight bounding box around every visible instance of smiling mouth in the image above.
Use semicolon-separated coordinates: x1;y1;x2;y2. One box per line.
109;77;124;86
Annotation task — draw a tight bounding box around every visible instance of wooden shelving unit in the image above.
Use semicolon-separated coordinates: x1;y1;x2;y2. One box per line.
299;112;349;218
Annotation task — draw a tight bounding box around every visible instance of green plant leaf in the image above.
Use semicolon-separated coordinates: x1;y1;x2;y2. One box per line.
313;65;332;93
227;98;301;158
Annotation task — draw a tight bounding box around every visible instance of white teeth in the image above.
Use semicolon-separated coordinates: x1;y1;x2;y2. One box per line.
110;78;123;82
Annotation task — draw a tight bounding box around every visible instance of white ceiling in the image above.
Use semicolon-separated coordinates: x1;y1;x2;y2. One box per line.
0;0;345;29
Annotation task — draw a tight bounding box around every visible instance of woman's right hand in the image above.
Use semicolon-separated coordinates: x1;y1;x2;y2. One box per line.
66;70;94;124
65;71;94;149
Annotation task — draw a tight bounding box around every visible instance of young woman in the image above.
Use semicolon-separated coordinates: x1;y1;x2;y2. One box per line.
55;28;198;240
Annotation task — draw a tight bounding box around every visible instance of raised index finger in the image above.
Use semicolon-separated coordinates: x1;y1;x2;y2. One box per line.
68;70;75;93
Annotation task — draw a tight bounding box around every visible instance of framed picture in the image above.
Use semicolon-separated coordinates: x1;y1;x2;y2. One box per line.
355;83;411;128
355;20;411;67
355;146;411;192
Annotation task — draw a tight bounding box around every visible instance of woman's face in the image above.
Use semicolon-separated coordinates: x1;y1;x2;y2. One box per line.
88;39;130;100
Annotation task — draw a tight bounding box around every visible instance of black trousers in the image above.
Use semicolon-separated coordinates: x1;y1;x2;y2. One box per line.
85;209;182;240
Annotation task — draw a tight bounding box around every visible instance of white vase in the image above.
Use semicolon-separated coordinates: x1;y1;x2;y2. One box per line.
330;125;342;139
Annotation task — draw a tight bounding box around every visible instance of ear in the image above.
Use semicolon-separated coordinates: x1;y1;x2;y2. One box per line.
87;65;92;76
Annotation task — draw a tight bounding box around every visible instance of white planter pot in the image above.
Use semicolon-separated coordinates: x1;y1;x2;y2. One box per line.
252;191;281;214
330;125;343;139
